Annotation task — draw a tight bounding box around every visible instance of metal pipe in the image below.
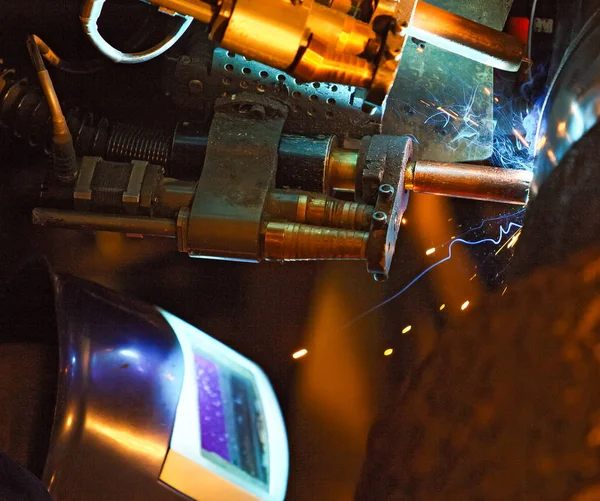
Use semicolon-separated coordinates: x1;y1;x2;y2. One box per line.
143;0;216;23
405;160;533;205
32;208;177;237
408;2;526;72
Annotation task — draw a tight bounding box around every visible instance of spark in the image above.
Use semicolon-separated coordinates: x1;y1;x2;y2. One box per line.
339;211;525;330
494;97;499;103
426;247;436;256
402;325;412;334
384;348;394;356
502;286;508;296
437;106;456;119
469;273;477;281
419;100;430;106
466;116;480;128
292;349;308;359
547;149;557;165
402;218;407;225
513;129;530;148
483;87;492;96
507;228;522;249
461;300;470;311
439;304;446;311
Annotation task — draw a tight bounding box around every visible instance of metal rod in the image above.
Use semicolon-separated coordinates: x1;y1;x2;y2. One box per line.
408;2;525;71
405;160;533;205
32;208;177;237
144;0;217;24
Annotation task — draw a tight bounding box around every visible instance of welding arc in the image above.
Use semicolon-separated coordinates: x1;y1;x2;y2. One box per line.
339;210;525;330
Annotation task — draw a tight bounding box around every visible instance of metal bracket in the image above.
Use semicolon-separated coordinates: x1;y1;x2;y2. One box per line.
186;93;289;261
364;0;418;110
362;135;413;280
73;156;100;211
123;160;149;214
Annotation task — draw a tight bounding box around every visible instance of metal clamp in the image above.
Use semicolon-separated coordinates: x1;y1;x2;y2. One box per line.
186;93;289;261
122;160;149;214
363;0;418;110
361;135;413;280
73;156;100;211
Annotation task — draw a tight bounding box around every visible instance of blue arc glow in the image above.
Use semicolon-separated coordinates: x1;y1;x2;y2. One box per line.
341;210;525;330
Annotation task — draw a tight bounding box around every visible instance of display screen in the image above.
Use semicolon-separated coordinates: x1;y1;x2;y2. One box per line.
194;351;269;485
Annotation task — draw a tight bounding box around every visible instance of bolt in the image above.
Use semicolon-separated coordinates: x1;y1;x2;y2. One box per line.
372;211;388;228
379;184;395;200
180;55;191;65
394;21;409;36
250;104;266;119
188;80;204;94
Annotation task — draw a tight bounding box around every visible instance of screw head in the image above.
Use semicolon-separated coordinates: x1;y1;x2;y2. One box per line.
180;55;191;65
372;211;388;227
379;183;395;199
188;79;204;94
250;104;266;119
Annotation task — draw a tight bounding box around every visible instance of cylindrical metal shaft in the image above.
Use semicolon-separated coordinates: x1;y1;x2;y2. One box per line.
32;208;177;237
263;222;368;260
145;0;216;23
405;160;533;205
408;2;525;71
265;189;373;230
326;148;358;192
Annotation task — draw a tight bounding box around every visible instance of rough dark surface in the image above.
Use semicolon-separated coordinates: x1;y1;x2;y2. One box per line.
355;84;600;501
0;261;58;479
357;244;600;500
512;122;600;276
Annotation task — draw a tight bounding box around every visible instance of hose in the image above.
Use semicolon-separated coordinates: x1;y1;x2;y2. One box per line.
80;0;194;64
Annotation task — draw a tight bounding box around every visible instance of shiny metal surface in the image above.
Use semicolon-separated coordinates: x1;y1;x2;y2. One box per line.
263;222;368;260
384;0;513;162
326;148;359;192
405;160;533;205
264;190;374;230
220;0;310;69
43;274;186;501
532;10;600;197
408;2;525;71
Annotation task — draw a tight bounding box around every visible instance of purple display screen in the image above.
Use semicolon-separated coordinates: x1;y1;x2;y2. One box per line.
194;352;268;483
195;355;230;462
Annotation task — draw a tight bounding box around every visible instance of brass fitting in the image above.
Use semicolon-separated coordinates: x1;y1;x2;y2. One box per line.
263;222;368;260
326;148;359;192
293;39;374;88
265;190;373;230
308;3;376;56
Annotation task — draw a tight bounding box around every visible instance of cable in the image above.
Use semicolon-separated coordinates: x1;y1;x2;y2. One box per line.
32;35;105;75
80;0;194;64
527;0;539;62
26;36;78;183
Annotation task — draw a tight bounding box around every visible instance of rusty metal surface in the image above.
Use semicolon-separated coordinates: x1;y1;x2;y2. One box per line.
383;0;513;162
